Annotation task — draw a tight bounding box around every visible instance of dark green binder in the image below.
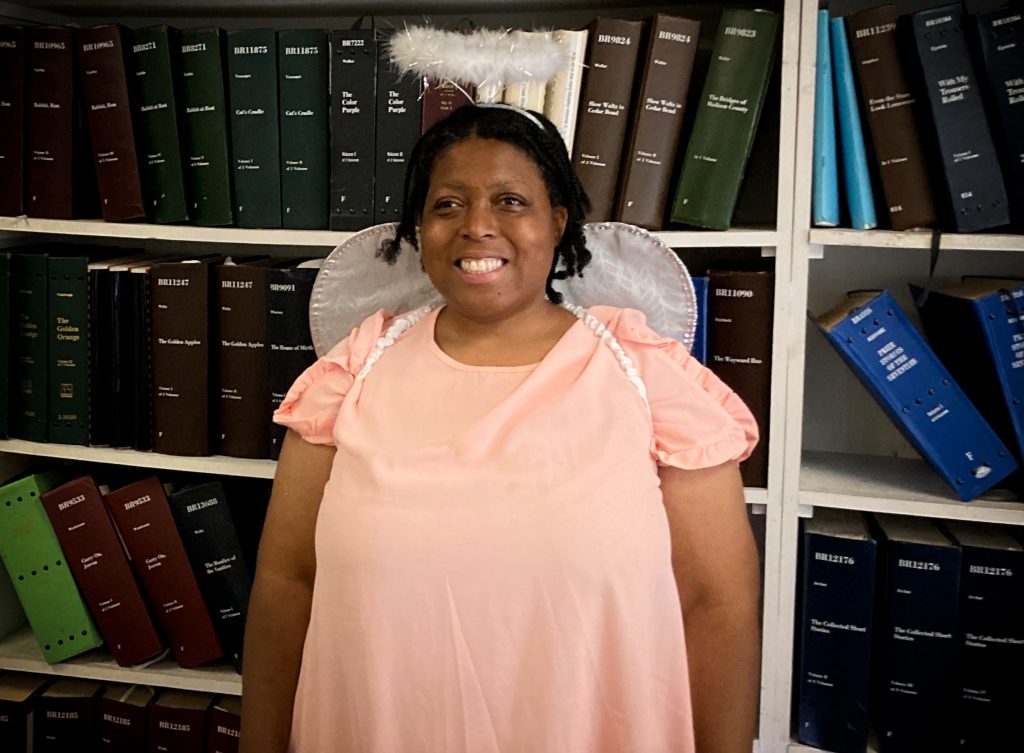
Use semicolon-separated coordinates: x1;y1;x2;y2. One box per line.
278;29;329;229
11;251;48;442
0;472;104;664
670;9;779;230
128;26;190;224
179;27;234;226
227;29;281;228
47;256;91;446
0;253;9;439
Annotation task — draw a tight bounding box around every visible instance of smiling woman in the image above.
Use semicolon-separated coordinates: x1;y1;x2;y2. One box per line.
240;105;763;753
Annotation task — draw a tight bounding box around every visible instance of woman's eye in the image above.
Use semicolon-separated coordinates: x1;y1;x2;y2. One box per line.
499;195;526;207
432;198;460;211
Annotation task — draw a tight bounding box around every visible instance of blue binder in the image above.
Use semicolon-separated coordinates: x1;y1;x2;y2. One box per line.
691;276;708;365
812;11;840;227
814;290;1017;501
914;279;1024;468
830;17;877;230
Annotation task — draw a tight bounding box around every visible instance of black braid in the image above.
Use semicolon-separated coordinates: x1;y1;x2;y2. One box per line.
381;105;592;304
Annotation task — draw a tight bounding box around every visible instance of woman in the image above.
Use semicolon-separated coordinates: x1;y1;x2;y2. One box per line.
241;105;761;753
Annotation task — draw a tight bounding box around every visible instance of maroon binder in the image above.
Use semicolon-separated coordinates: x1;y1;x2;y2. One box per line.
0;26;26;216
41;475;165;667
103;476;223;668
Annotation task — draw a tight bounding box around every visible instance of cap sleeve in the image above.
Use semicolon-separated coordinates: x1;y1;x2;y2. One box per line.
272;309;392;445
595;306;759;470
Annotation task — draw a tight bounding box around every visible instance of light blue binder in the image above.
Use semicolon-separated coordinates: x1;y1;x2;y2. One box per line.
830;17;877;230
812;11;840;227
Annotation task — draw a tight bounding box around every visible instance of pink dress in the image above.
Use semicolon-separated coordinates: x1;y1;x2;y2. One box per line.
273;305;758;753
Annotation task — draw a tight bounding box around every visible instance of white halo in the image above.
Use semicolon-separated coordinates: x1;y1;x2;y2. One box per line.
309;222;697;357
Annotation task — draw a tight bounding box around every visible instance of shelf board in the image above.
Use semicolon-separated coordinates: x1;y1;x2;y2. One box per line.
0;626;241;695
789;744;876;753
800;451;1023;525
0;440;277;480
809;227;1024;253
0;216;776;250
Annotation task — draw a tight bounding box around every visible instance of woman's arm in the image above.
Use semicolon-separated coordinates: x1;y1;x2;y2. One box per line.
659;461;762;753
240;429;336;753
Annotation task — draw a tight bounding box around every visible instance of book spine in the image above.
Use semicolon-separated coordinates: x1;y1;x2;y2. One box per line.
0;696;30;753
615;14;700;229
46;256;90;445
34;685;102;751
812;12;840;228
11;252;48;442
0;26;25;216
150;261;215;456
278;29;329;229
329;29;377;231
98;693;150;750
670;9;780;230
954;538;1024;749
829;16;877;230
543;29;589;155
572;18;644;222
0;472;104;663
103;477;223;667
817;290;1017;500
846;5;937;231
690;275;708;365
217;264;269;459
421;77;475;133
77;25;147;221
909;5;1010;232
267;266;318;460
109;267;135;448
130;266;155;451
374;33;422;225
877;535;961;750
707;270;774;488
0;253;9;439
227;29;281;229
797;522;876;753
147;694;212;752
88;264;113;446
127;26;190;224
179;27;233;227
973;6;1024;227
40;476;165;666
206;701;242;753
502;31;549;112
26;26;76;219
168;482;253;672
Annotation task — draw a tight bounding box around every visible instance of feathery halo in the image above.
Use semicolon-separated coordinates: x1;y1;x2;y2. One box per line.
387;25;568;87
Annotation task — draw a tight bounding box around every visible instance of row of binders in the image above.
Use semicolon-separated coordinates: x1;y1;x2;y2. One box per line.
0;469;263;672
811;2;1023;233
0;673;240;753
812;277;1024;501
796;509;1024;753
0;8;781;233
1;249;320;460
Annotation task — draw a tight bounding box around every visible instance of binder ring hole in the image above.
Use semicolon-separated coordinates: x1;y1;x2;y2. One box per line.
57;639;63;646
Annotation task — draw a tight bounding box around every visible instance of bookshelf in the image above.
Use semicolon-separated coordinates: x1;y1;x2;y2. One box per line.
13;0;999;750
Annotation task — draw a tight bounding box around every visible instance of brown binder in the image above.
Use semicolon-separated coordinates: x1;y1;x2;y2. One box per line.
150;257;218;456
148;690;215;753
571;18;644;222
40;475;165;667
104;476;223;668
77;25;146;221
421;77;474;133
33;678;102;752
217;261;270;458
845;5;937;230
206;696;242;753
614;15;701;229
707;270;774;488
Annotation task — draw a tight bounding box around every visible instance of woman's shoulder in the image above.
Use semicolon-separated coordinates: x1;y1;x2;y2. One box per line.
585;305;674;348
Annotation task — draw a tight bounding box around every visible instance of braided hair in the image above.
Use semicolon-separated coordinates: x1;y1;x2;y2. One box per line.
381;105;592;304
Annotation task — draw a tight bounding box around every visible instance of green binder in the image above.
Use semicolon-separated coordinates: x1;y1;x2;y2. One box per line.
670;9;780;230
0;472;103;663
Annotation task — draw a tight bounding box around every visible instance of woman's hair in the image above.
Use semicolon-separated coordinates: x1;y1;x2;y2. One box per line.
380;105;592;304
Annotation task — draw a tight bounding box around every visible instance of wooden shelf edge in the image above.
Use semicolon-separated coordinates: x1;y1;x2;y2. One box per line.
0;626;242;696
0;216;776;250
799;452;1024;526
808;227;1024;253
0;440;277;480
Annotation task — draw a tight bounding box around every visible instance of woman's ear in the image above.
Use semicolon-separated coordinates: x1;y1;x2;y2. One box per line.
551;205;568;242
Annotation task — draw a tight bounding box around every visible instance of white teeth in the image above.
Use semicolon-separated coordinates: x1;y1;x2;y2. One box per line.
460;258;504;274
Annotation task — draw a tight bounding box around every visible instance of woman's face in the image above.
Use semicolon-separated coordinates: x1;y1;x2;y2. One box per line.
418;137;568;324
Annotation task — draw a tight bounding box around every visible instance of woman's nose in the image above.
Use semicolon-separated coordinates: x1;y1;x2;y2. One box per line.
461;201;497;239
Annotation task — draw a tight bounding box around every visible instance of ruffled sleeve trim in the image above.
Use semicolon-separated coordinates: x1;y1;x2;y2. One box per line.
272;309;393;445
591;306;760;470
